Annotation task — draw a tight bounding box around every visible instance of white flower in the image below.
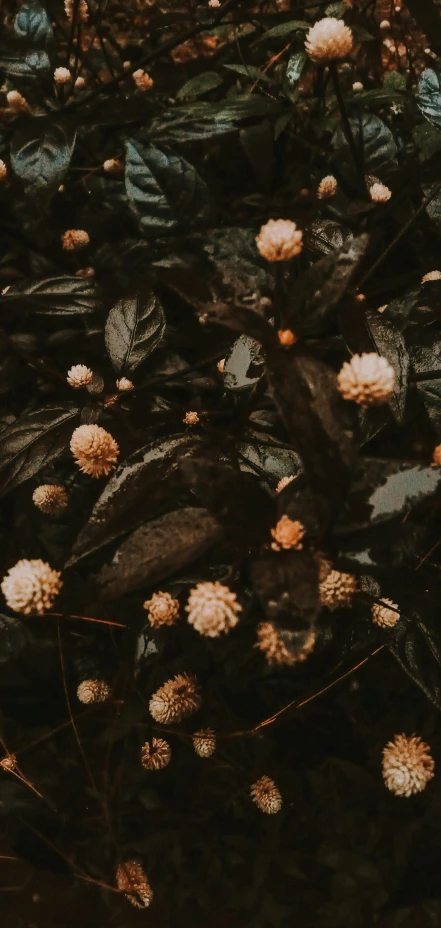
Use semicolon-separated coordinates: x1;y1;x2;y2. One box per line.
305;18;353;63
186;581;241;637
70;424;119;477
54;67;71;84
317;175;337;199
372;598;399;628
66;364;93;388
370;182;392;203
256;219;303;261
382;734;434;797
337;353;395;406
1;559;62;615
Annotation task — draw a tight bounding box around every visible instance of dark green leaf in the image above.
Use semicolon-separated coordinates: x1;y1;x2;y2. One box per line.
223;64;273;85
0;406;80;496
0;614;31;662
285;51;307;87
364;310;410;422
176;71;223;100
304;220;353;255
0;43;50;76
389;617;441;710
257;20;309;41
417;69;441;129
14;0;52;47
11;117;76;204
150;96;279;143
104;291;166;374
332;113;397;181
3;276;100;314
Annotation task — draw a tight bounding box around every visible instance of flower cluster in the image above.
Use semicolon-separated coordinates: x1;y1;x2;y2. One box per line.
186;582;241;637
149;674;201;724
382;734;434;797
1;559;62;615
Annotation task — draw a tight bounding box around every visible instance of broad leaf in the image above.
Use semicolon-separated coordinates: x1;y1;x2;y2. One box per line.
150;96;279;143
97;508;223;599
223;64;273;85
11;117;76;204
125;139;212;236
0;615;31;662
68;435;202;565
14;0;52;47
3;276;100;314
176;71;223;100
105;291;165;374
0;43;50;76
389;616;441;710
304;220;353;256
0;406;80;496
332;113;397;181
223;335;265;391
257;20;309;41
417;69;441;130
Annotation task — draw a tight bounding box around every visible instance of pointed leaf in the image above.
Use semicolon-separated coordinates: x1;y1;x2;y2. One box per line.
417;69;441;129
14;0;52;47
11;117;76;204
105;291;165;374
3;276;100;314
0;406;80;496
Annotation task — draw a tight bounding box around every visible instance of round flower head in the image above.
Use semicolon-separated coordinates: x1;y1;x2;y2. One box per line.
116;377;134;392
70;424;119;477
352;81;363;92
319;569;358;610
0;161;7;181
337;353;395;406
256;219;303;261
77;679;110;704
318;175;337;199
65;0;88;21
133;69;154;91
144;591;180;628
278;329;296;346
217;358;225;373
433;445;441;465
75;75;86;89
370;182;392;203
382;734;434;797
276;474;296;493
149;673;201;724
209;0;221;7
305;17;353;63
183;410;199;425
186;581;241;637
7;90;29;112
54;67;71;84
422;270;441;284
271;515;305;551
0;753;17;772
372;598;399;628
32;484;68;516
256;622;316;666
141;737;171;770
103;158;123;173
116;861;153;909
1;559;62;615
250;776;282;814
76;267;95;278
380;19;390;29
66;364;93;388
62;229;90;251
193;729;216;757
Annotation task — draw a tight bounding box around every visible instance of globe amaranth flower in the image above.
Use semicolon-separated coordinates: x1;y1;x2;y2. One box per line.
193;729;216;757
433;445;441;465
70;424;119;477
149;673;201;724
54;67;71;84
0;753;17;772
256;219;303;261
217;358;225;373
65;0;88;21
133;69;153;91
1;559;62;615
103;158;123;173
6;90;29;113
32;484;68;516
62;229;90;251
141;737;171;770
369;182;392;203
250;776;282;814
66;364;93;388
186;581;241;637
0;161;7;181
276;474;296;493
318;175;337;199
183;410;199;425
76;267;95;278
75;75;86;89
352;81;364;92
319;569;358;610
256;622;316;666
372;598;400;628
116;861;153;909
278;329;296;346
77;679;110;704
337;353;395;406
271;515;305;551
144;591;180;628
422;270;441;283
209;0;221;7
382;734;434;797
116;377;134;392
305;17;353;62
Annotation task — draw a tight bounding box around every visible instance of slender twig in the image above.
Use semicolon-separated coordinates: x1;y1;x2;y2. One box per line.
329;63;367;193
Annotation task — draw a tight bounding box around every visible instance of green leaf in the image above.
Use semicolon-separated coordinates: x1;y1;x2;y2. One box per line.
0;406;80;496
325;2;347;18
383;70;406;92
14;0;52;47
417;69;441;129
257;20;309;41
0;43;50;76
413;121;441;158
3;276;100;314
150;96;280;143
285;50;307;87
105;291;166;374
11;117;76;205
125;139;212;236
176;71;223;100
332;113;397;181
223;64;273;85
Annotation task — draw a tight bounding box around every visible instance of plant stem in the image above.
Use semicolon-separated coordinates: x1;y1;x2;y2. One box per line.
329;62;366;195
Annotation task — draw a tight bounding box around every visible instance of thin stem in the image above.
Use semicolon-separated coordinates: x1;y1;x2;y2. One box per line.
329;63;366;194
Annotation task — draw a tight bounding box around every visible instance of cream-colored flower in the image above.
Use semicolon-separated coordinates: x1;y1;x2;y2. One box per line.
6;90;29;113
54;67;71;84
209;0;221;7
382;734;434;797
75;75;86;89
337;353;395;406
217;358;225;373
32;484;68;516
378;304;388;313
422;270;441;283
372;598;399;628
319;569;358;610
186;581;241;637
256;219;303;261
133;69;154;91
305;17;353;63
256;622;316;666
64;0;88;21
77;679;110;704
380;19;390;29
317;175;337;199
193;729;216;757
250;775;282;814
149;673;201;724
370;182;392;203
141;737;171;770
276;475;296;493
183;411;199;425
116;861;153;909
62;229;90;251
1;559;62;615
66;364;93;388
352;81;364;92
116;377;134;392
271;515;305;551
76;267;95;278
433;445;441;465
0;160;7;181
70;424;119;477
103;158;123;173
143;591;180;628
0;753;17;772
